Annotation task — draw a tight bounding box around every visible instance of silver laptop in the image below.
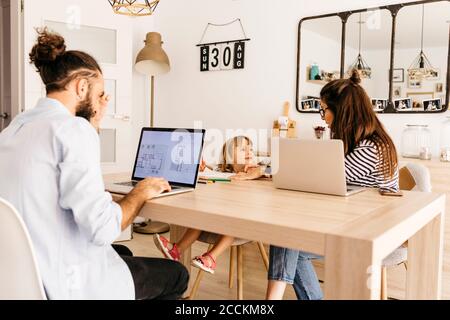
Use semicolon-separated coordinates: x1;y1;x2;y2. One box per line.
272;139;366;197
105;128;206;198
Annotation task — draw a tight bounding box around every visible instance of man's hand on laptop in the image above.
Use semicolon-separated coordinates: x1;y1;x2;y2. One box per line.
133;178;172;200
118;178;171;231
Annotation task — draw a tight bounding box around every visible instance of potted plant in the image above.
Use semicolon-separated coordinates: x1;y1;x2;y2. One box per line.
313;126;326;139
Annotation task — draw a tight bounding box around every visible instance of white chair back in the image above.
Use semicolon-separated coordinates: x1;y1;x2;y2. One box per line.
405;162;432;192
0;198;46;300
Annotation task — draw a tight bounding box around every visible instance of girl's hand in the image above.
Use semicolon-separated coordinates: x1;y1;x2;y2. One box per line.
231;166;263;181
199;158;207;172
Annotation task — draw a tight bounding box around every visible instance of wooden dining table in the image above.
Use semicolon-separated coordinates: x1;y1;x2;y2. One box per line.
106;173;446;300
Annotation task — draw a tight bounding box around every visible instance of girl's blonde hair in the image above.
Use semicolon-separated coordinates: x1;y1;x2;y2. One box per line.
220;136;253;172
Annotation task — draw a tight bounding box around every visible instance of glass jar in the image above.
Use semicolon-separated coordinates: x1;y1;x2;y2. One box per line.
401;125;432;159
440;117;450;162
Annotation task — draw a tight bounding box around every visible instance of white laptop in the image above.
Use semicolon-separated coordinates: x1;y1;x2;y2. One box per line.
105;128;206;198
272;139;366;197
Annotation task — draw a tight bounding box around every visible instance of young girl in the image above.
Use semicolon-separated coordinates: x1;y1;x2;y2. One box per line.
266;70;399;300
154;136;266;274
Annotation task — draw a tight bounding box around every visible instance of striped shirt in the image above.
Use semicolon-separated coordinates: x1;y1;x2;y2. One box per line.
345;139;399;192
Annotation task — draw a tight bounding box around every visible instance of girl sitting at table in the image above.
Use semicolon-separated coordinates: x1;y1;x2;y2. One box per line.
153;136;267;274
266;69;399;300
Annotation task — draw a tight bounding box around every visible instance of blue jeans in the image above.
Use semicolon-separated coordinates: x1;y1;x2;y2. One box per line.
268;246;323;300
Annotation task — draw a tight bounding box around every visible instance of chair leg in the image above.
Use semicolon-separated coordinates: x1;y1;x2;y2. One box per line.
237;245;244;300
256;242;269;271
189;269;205;300
381;266;388;300
188;244;213;300
229;246;236;289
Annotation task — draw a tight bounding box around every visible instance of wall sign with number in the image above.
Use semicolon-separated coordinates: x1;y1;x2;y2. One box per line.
200;42;246;72
197;19;250;72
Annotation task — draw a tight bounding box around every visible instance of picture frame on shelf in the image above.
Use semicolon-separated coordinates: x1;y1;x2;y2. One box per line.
392;68;404;83
407;92;434;110
394;98;412;111
300;99;316;112
371;99;388;112
423;98;442;112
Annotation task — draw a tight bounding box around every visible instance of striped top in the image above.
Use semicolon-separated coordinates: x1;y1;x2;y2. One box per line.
345;139;399;192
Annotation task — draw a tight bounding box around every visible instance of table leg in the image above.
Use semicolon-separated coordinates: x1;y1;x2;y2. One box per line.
406;212;444;300
324;235;381;300
170;225;191;274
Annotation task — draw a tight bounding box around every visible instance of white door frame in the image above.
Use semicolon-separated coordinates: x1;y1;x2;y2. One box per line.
0;0;23;131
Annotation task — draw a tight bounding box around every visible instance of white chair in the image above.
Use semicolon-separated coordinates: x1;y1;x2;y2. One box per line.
381;163;431;299
0;197;47;300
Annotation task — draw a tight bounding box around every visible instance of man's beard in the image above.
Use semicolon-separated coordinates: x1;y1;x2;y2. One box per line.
75;90;95;122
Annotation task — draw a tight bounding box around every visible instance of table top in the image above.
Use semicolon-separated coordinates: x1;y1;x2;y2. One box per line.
106;173;445;256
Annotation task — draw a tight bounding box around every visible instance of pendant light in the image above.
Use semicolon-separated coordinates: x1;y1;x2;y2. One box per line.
349;13;372;79
407;4;436;79
108;0;160;17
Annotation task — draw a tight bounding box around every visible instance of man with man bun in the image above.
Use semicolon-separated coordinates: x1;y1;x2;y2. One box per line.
0;29;188;300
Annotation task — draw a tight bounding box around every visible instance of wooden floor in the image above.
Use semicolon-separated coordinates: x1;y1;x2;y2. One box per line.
121;232;421;300
123;232;300;300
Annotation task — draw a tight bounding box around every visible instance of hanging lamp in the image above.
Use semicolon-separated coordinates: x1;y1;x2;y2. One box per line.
407;4;436;79
349;13;372;79
108;0;160;17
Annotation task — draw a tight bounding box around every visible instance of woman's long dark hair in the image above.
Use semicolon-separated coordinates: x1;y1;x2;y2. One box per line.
29;28;102;94
320;69;398;179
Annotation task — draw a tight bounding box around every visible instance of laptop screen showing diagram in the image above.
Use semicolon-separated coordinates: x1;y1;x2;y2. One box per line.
132;129;204;186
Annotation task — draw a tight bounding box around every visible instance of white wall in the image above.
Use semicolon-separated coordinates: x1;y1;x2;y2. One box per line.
153;0;449;158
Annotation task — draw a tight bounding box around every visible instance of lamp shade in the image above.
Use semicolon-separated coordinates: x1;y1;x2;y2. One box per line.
135;32;170;75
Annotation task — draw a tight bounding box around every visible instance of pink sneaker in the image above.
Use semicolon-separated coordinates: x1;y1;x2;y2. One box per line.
153;234;180;261
191;252;217;274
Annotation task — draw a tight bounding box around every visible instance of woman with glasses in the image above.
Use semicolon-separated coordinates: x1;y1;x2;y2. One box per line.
266;69;399;300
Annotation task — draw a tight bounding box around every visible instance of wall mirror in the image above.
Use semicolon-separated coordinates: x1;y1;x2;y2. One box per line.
296;0;449;114
393;1;449;113
345;9;392;113
297;15;342;113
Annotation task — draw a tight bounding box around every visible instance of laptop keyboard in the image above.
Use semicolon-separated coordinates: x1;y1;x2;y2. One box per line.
116;181;183;192
117;181;138;187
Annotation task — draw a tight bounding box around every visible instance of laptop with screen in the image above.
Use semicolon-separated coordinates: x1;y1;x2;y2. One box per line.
105;128;206;198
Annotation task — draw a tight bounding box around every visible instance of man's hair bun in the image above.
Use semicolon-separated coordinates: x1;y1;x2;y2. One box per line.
29;28;66;70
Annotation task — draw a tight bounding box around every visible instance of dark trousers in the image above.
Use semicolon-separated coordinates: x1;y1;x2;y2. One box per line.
112;245;189;300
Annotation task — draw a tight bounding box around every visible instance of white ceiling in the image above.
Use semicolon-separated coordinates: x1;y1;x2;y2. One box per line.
302;1;450;50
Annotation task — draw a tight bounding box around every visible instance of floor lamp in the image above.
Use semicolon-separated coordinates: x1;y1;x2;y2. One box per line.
134;32;171;234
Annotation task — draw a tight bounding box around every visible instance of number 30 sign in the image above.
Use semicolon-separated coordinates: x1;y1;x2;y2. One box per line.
200;41;246;72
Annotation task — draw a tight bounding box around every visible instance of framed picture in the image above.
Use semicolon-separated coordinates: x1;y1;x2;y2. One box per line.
393;86;402;98
407;92;434;110
408;76;422;89
300;99;316;112
436;83;443;93
392;68;404;83
394;98;412;111
371;99;388;111
423;98;442;112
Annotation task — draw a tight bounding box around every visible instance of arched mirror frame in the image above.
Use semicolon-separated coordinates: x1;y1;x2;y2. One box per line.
296;0;450;114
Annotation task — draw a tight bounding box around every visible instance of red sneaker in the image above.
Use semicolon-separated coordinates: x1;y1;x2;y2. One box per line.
153;234;180;261
191;252;217;274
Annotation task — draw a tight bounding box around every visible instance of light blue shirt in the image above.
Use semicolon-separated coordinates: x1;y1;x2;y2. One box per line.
0;98;134;300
